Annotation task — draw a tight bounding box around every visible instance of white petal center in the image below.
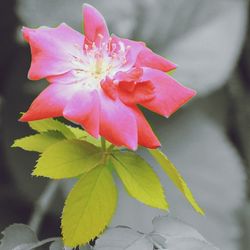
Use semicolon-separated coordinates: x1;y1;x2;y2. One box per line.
71;39;130;90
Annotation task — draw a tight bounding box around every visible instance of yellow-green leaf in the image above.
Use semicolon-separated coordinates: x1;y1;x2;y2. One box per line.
29;118;75;139
67;125;88;139
67;126;113;148
33;140;102;179
28;118;113;148
67;125;102;147
62;165;117;247
149;149;204;215
167;69;176;76
12;131;65;153
112;151;168;210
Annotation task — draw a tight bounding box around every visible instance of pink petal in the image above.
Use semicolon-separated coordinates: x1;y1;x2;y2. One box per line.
47;71;78;85
118;81;155;105
99;91;138;150
111;35;144;70
136;47;177;72
141;68;196;117
131;106;161;148
101;77;118;100
83;4;109;46
63;90;100;138
20;84;78;122
115;68;143;83
23;23;84;80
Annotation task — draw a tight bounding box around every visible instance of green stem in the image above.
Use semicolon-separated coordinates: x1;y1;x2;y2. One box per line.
108;144;115;151
101;137;106;151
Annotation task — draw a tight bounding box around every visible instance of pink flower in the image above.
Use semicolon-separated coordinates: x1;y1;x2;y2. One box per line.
20;4;195;150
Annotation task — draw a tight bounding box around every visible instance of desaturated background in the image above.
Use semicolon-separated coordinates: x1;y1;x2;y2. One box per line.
0;0;250;249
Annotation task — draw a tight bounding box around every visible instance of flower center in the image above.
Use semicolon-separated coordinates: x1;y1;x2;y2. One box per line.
72;38;130;90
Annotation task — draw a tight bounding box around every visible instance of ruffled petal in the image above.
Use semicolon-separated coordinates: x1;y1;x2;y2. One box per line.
83;4;109;46
115;68;143;82
131;106;161;148
63;90;100;138
118;81;155;105
99;91;138;150
101;77;118;100
20;84;78;122
136;47;177;72
141;68;196;117
23;23;84;80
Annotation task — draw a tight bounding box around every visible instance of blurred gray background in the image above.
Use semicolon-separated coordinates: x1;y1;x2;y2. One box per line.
0;0;250;249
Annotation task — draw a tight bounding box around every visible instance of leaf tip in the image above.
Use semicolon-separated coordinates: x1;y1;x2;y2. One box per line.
31;166;41;177
11;141;17;148
197;207;205;216
161;205;169;212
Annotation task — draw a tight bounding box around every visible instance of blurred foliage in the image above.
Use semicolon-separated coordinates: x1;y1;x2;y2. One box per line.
0;216;219;249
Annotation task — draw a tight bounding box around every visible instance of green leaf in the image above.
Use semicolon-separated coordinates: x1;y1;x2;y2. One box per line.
62;165;117;247
111;151;168;210
28;118;113;149
67;125;88;139
149;149;204;215
67;126;113;148
167;69;176;76
12;131;65;153
68;125;102;147
28;118;75;139
33;140;103;179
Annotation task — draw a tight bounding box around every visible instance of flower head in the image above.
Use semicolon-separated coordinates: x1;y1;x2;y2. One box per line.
20;4;196;150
